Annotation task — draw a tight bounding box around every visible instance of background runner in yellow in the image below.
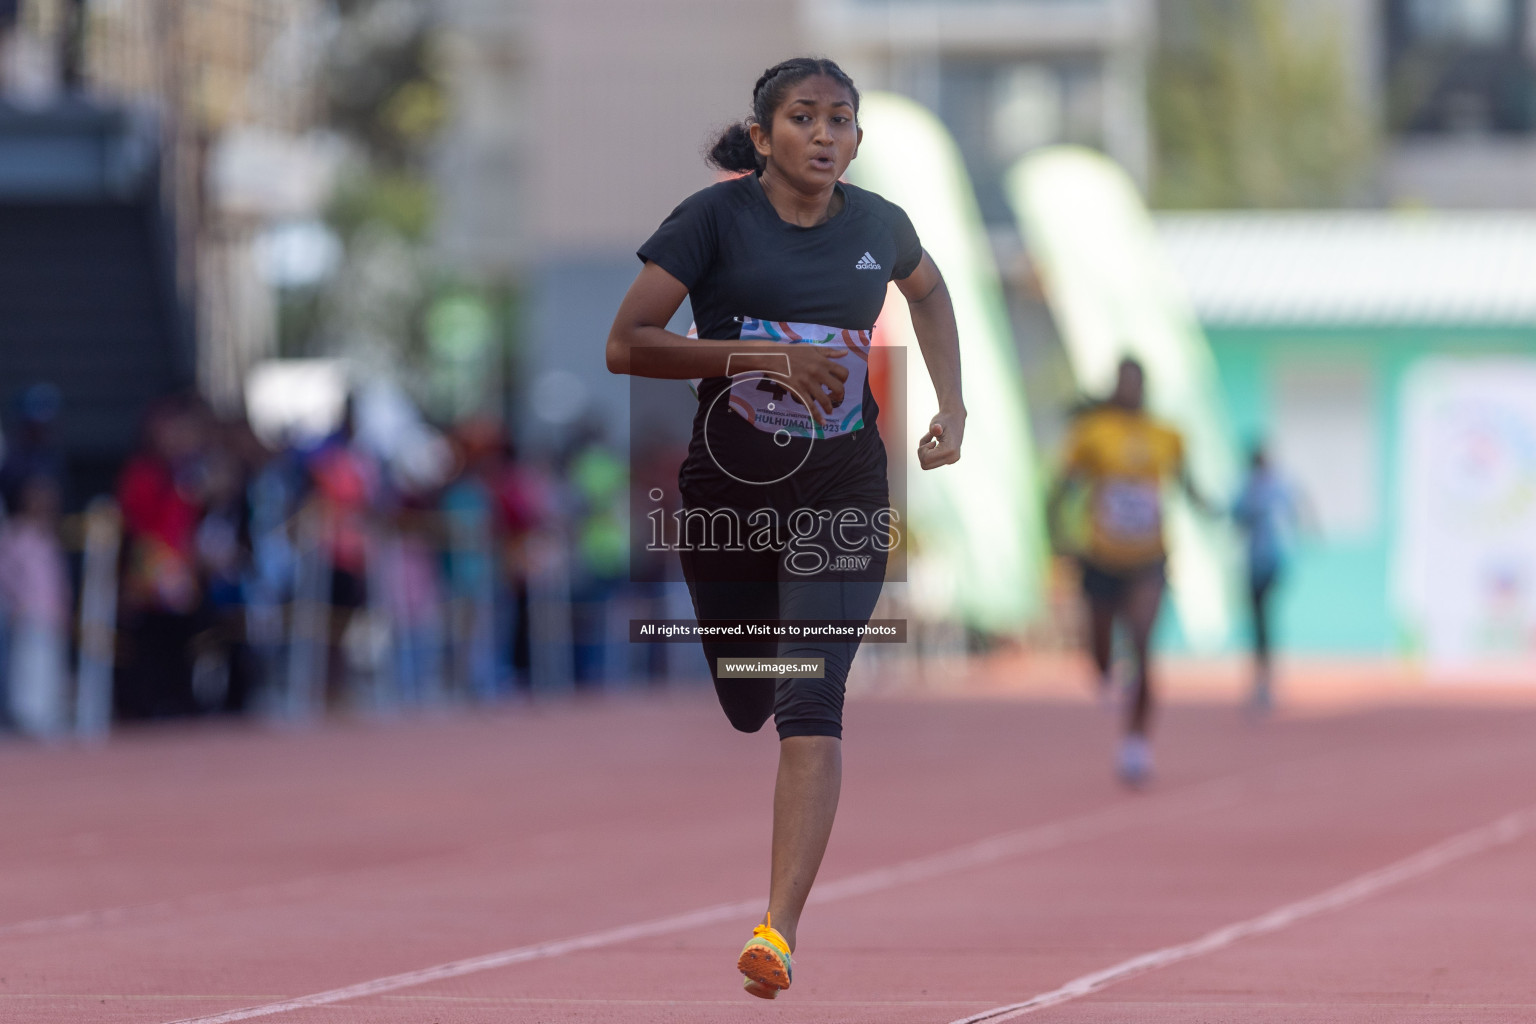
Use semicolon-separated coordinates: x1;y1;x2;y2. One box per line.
1049;358;1213;788
1061;401;1185;571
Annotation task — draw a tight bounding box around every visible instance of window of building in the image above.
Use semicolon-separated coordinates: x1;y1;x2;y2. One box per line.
1384;0;1536;134
1404;0;1514;44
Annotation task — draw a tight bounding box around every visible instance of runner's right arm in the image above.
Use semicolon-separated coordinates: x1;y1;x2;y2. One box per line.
1047;423;1090;552
606;261;850;425
1045;471;1085;554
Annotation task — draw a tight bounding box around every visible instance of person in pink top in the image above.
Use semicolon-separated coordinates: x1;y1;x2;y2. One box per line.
304;397;381;707
0;474;71;737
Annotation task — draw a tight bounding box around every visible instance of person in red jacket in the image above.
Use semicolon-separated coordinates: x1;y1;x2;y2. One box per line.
116;396;208;718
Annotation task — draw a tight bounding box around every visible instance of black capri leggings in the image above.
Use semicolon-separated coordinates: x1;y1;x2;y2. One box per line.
678;505;887;740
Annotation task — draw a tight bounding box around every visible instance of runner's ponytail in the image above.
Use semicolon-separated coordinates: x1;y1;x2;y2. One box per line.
708;123;760;173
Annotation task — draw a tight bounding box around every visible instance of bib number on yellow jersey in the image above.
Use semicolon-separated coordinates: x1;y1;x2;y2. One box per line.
1095;480;1162;543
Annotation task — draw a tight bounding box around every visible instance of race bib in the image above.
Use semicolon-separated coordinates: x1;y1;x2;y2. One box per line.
1095;480;1162;542
690;319;871;440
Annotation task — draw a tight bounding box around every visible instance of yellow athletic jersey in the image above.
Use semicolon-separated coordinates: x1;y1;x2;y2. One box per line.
1061;406;1185;569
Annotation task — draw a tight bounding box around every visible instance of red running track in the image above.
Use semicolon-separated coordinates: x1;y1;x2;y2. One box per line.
2;684;1533;1023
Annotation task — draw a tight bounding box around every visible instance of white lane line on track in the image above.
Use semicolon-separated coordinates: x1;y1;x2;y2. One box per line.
164;779;1242;1024
0;879;337;942
0;852;472;942
947;805;1536;1024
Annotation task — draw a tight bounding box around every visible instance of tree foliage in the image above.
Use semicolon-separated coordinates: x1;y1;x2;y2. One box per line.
306;0;446;369
1151;0;1375;208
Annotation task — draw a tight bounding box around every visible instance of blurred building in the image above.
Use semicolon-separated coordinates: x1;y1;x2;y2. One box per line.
812;0;1154;222
1376;0;1536;207
1158;0;1536;208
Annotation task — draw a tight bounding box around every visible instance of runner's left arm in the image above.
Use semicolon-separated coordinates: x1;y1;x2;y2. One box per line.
896;251;965;470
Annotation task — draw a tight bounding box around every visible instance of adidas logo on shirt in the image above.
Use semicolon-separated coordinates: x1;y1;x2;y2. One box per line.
854;251;881;270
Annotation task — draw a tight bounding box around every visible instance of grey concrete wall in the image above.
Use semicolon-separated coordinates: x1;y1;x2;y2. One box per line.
525;0;799;257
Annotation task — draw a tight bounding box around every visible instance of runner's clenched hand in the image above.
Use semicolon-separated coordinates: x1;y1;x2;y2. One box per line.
917;410;964;470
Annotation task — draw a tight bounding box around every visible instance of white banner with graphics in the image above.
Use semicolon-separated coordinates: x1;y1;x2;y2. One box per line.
1396;358;1536;675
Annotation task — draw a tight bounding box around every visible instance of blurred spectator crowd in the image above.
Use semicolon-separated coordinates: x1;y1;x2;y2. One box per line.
0;382;670;740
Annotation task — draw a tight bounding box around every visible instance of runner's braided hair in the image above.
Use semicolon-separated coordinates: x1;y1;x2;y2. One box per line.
708;57;860;173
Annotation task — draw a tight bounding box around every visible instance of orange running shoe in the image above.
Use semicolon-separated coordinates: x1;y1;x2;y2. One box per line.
737;914;792;999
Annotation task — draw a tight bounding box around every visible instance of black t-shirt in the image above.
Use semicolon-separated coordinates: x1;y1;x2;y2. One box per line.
637;173;922;508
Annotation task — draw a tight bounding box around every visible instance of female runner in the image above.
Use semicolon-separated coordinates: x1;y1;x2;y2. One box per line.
607;57;965;999
1047;357;1211;786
